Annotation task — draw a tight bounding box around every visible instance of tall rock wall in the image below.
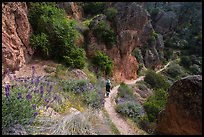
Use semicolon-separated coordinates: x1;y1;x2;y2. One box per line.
157;75;202;135
2;2;33;77
86;2;152;82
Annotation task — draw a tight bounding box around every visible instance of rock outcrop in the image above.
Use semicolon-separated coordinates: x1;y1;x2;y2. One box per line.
57;2;82;20
86;2;151;82
157;75;202;135
152;10;178;35
2;2;33;77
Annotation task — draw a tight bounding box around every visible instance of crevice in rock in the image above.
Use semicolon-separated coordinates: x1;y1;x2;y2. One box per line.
13;8;32;56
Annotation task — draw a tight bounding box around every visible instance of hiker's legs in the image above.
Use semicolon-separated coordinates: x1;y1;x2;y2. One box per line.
106;91;110;97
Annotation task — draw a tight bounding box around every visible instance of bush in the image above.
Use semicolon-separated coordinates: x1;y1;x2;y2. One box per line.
165;63;184;78
29;3;86;69
92;51;113;76
144;70;170;90
189;64;202;75
118;83;134;99
143;88;168;122
105;7;118;21
82;90;102;109
82;2;105;16
139;115;156;134
63;47;86;69
180;56;192;68
2;87;35;128
61;79;94;94
30;33;50;57
93;21;116;48
116;101;143;123
132;48;143;64
2;66;65;129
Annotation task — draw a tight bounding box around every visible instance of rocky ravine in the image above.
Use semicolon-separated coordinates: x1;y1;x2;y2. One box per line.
2;2;33;78
157;75;202;135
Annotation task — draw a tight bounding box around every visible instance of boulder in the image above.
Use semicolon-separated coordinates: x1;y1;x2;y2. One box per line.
157;75;202;135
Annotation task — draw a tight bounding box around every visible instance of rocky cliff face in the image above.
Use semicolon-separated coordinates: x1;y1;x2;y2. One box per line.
2;2;33;77
157;75;202;135
86;2;154;82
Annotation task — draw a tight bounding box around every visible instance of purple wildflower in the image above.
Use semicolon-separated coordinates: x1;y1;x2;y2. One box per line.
34;112;38;117
46;105;49;110
32;104;36;110
47;85;53;92
45;98;49;103
17;92;22;100
32;65;35;78
5;84;10;98
13;74;16;80
40;86;44;95
34;89;39;93
26;93;32;100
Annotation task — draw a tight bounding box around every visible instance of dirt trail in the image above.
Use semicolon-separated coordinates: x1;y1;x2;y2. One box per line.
104;61;172;135
104;75;146;135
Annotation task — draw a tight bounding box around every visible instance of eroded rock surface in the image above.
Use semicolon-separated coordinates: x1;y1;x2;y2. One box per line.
2;2;33;77
157;75;202;135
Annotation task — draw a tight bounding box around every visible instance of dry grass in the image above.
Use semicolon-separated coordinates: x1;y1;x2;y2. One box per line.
27;108;113;135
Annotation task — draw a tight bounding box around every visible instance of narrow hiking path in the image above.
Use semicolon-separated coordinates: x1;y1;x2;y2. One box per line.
104;61;172;135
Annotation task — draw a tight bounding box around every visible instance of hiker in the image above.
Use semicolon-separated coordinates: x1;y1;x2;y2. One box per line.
106;79;111;97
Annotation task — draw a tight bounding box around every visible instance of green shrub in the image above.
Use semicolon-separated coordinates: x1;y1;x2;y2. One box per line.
132;48;143;64
29;3;86;69
144;70;170;90
136;81;148;91
139;115;156;134
82;2;105;16
105;7;118;21
189;64;202;75
2;87;35;128
116;101;142;123
143;88;168;122
93;51;113;76
118;83;134;99
30;33;50;57
163;48;173;61
180;56;192;68
63;47;86;69
165;63;184;78
82;90;102;109
93;21;116;48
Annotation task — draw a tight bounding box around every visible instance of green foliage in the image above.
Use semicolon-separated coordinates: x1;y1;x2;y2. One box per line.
180;56;192;68
30;33;50;57
82;2;105;16
189;64;202;75
92;51;113;76
29;3;86;69
63;47;86;69
144;70;170;90
93;21;116;48
132;48;143;64
165;63;184;78
2;87;35;128
139;115;156;134
82;90;102;109
163;48;173;61
143;88;168;122
118;83;134;99
136;81;149;91
105;7;118;21
116;101;142;123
